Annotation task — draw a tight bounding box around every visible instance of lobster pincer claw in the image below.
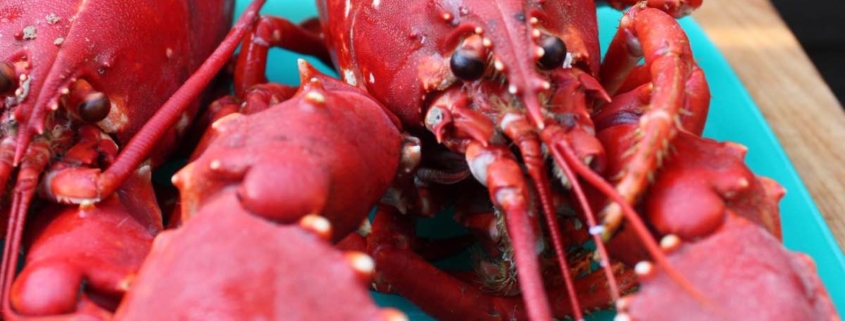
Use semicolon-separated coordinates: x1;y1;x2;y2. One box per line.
617;216;840;321
113;191;405;321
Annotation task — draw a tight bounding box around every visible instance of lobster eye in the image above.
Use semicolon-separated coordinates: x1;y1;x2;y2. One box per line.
450;49;486;81
538;36;567;70
0;62;15;93
78;92;111;123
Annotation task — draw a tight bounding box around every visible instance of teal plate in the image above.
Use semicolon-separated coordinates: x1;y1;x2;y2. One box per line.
234;1;845;319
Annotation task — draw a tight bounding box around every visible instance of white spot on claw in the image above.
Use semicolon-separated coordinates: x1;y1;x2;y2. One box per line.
305;91;326;104
46;13;60;24
300;214;332;238
635;261;654;276
22;26;36;40
372;0;380;9
346;252;375;274
660;234;681;251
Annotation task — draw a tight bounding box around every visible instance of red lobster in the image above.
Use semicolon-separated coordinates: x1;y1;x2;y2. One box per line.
0;0;269;318
218;0;712;319
226;0;839;320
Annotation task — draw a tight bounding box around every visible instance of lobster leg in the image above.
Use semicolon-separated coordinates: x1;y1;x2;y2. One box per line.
605;64;710;136
234;15;332;95
597;5;711;237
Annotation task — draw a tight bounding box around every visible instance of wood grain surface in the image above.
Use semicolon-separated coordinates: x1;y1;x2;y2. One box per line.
693;0;845;251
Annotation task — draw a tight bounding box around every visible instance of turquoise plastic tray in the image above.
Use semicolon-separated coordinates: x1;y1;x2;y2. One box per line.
234;1;845;319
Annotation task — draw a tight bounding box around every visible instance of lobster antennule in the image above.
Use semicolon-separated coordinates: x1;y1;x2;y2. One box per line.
500;112;588;320
545;135;712;306
41;0;267;204
1;140;52;317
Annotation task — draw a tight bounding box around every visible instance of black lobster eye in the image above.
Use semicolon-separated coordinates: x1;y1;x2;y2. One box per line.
78;92;111;122
450;49;486;81
538;36;568;70
0;62;15;93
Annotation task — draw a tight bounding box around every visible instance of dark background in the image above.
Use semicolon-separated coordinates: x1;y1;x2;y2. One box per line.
771;0;845;104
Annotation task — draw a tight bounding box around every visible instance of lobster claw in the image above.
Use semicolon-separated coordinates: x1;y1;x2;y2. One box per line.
618;216;839;321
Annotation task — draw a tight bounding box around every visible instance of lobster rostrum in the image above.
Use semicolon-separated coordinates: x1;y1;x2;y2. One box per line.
0;0;274;318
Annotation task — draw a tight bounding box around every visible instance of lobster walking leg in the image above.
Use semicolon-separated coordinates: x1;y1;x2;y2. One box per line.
597;5;712;238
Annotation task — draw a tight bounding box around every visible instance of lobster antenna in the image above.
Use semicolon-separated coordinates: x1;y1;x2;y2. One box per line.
551;140;710;304
503;118;586;320
92;0;267;200
551;148;621;301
